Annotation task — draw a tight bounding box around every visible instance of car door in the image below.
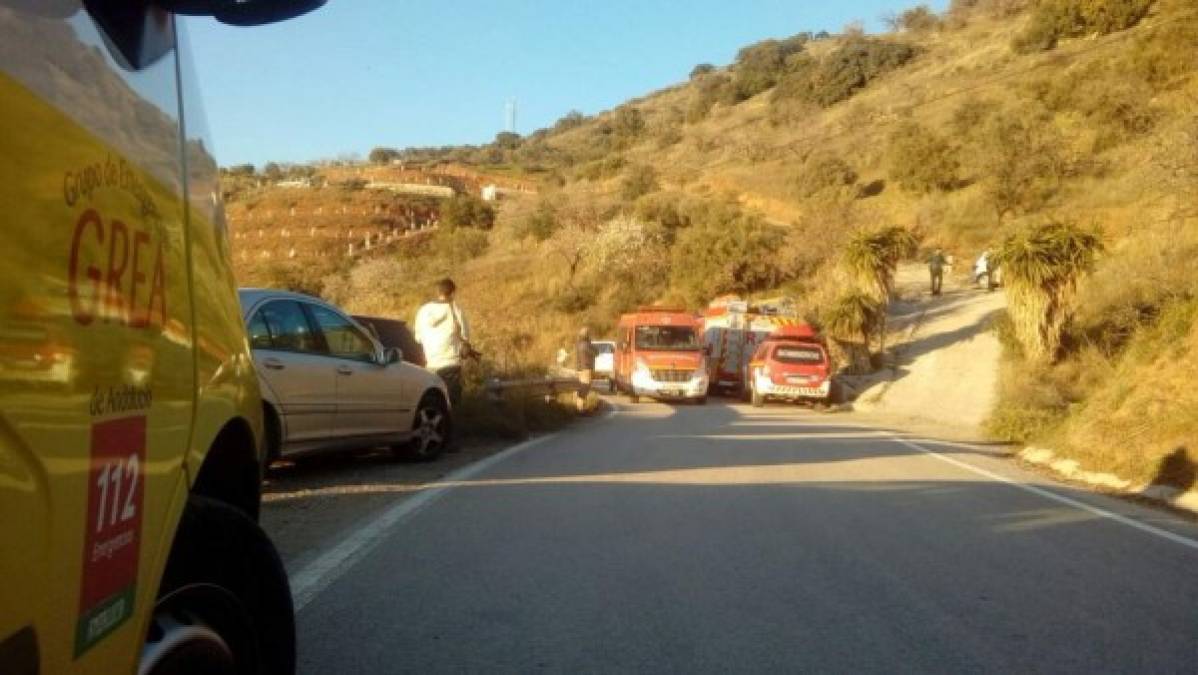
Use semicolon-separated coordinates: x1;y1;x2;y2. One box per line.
250;299;336;445
306;303;409;437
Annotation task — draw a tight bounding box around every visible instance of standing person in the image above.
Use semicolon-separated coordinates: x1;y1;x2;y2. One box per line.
574;327;597;414
973;250;991;289
928;248;947;296
414;278;471;406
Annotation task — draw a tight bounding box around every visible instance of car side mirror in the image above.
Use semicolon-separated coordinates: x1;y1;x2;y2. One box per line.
384;347;403;365
156;0;325;26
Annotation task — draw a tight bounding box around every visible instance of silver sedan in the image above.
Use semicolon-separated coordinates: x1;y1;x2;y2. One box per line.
238;289;451;463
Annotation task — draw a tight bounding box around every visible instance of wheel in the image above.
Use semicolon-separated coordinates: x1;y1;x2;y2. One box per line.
696;396;707;405
143;496;294;675
751;383;764;408
827;379;845;405
396;392;451;461
627;388;640;403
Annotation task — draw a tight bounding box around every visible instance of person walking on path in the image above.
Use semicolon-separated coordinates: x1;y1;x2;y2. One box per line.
414;278;471;406
574;327;597;414
928;248;947;296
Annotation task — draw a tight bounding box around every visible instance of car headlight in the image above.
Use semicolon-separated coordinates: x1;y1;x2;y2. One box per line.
631;359;654;387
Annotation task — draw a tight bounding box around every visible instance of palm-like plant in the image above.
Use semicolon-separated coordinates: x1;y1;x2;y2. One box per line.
993;221;1103;361
842;225;919;354
824;291;883;373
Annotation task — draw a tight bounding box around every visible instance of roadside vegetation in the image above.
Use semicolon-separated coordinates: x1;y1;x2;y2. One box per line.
227;0;1198;479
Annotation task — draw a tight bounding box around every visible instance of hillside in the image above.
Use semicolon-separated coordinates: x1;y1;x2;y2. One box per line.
227;0;1198;488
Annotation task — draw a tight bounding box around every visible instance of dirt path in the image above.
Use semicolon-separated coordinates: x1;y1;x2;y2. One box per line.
846;262;1006;441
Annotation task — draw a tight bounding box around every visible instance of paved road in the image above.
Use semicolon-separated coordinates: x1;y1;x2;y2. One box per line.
291;401;1198;673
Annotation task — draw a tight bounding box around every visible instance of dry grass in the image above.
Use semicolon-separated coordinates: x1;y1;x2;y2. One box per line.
230;1;1198;467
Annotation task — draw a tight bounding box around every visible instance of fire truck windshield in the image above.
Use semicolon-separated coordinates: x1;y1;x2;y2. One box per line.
635;325;700;351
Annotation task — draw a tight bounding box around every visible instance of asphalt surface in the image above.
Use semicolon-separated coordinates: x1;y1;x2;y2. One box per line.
287;400;1198;674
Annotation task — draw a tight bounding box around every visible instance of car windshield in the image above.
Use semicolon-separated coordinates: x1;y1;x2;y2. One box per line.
635;325;699;351
594;342;614;354
773;344;824;365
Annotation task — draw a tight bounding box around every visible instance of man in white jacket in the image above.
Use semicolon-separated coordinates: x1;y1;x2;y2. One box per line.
414;278;471;405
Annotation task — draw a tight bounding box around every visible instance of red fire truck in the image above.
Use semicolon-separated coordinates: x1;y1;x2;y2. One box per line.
613;308;708;403
702;297;805;395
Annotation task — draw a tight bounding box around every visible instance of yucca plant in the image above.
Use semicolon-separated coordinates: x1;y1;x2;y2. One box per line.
824;291;883;373
993;221;1103;362
843;225;919;354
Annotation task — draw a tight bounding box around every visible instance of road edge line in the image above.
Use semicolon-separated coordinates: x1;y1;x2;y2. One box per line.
893;437;1198;553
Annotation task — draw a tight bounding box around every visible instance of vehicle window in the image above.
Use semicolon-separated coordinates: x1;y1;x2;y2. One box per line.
309;305;376;362
634;325;700;351
247;311;273;349
773;344;825;364
257;301;321;353
595;342;614;354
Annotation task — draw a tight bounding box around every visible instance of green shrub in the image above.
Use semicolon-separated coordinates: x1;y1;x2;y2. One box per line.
551;283;598;313
494;131;522;150
1122;17;1198;89
634;192;692;232
774;38;918;108
950;98;1000;139
690;63;716;79
794;151;858;197
575;154;627;181
455;389;576;440
899;5;942;32
687;72;737;123
440;194;496;230
519;200;559;241
553;110;587;132
369;147;399;164
224;163;255;176
887;121;960;193
1013;0;1155;53
731;34;810;100
612;107;646;142
429;227;489;263
973;108;1066;217
621;164;659;201
669;214;786;304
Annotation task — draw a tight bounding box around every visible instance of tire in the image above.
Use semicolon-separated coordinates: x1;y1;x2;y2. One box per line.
827;379;845;405
396;392;451;461
751;383;764;408
143;496;294;675
696;396;707;405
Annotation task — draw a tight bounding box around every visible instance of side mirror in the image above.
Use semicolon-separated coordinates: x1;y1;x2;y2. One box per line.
157;0;325;26
384;347;403;365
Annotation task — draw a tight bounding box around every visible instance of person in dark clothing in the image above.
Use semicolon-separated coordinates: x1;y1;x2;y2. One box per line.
928;248;947;296
574;327;597;413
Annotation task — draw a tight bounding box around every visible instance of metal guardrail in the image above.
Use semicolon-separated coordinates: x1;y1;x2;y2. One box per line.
484;376;583;401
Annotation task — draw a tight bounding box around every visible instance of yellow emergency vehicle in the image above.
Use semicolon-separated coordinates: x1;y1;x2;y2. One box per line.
0;1;322;673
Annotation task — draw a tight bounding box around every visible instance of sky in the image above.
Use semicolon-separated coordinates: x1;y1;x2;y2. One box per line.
186;1;946;167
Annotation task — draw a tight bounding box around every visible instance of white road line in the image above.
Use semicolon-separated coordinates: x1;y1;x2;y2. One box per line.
894;437;1198;552
288;406;620;612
